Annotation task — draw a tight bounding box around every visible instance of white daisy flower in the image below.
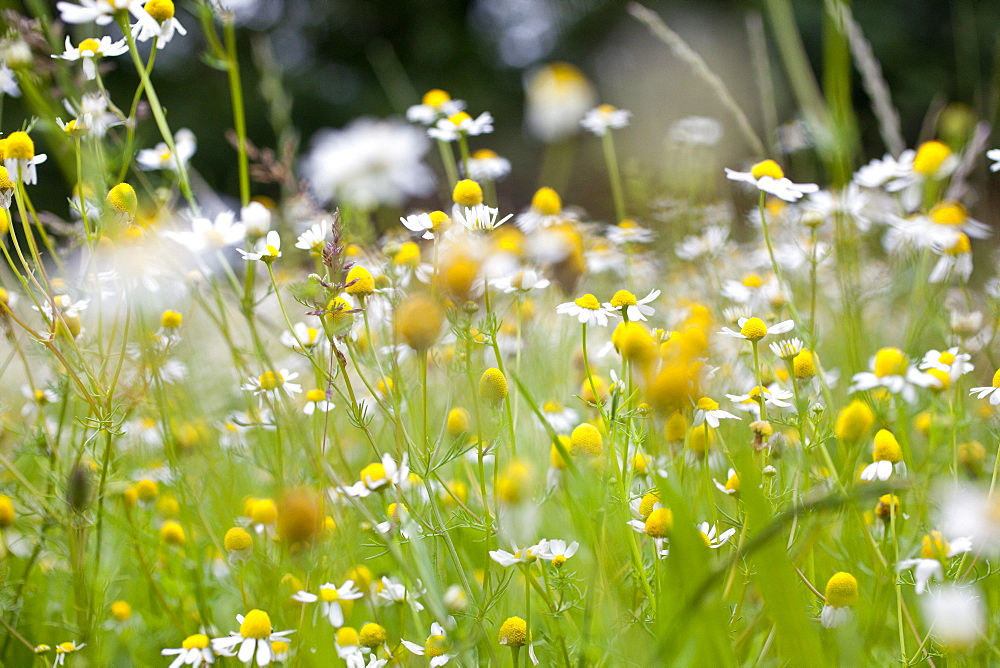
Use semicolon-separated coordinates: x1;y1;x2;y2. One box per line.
896;532;973;595
295;219;332;253
337;454;410;498
713;469;740;495
291;581;363;627
919;347;974;380
237;230;281;262
920;585;986;648
719;316;794;341
694;397;741;428
725;160;819;202
211;610;293;666
407;89;466;126
859;429;906;482
489;543;544;567
849;347;940;403
136;128;197;172
604;288;659;322
400;212;436;240
52;35;127;80
451;202;512;232
53;641;86;666
56;0;158;31
241;368;302;401
375;576;425;611
490;269;550;294
555;293;617;327
968;368;1000;405
726;385;794;413
535;538;579;567
580;104;631;136
303;389;335;415
132;5;188;48
928;234;973;284
164;210;244;253
606;220;654;245
675;225;733;261
400;622;454;667
2;131;47;185
467;148;511;182
427;111;494;142
697;522;736;548
161;634;215;668
853;150;914;189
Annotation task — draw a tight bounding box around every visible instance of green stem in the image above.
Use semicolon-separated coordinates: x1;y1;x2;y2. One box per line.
224;18;251;207
601;130;627;223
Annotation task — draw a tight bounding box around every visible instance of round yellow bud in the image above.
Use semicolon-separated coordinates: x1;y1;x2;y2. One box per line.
359;622;388;648
395;292;444;351
239;609;273;640
453;179;484;207
824;572;858;608
0;495;15;527
498;616;527;647
106;183;138;217
446;407;471;436
160;521;185;546
531;187;561;215
145;0;175;22
224;527;253;552
834;400;875;441
110;600;132;621
345;266;375;296
479;368;508;404
160;310;182;328
569;423;603;457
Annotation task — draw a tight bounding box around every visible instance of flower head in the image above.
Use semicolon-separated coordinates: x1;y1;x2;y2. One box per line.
820;572;858;628
725;160;819;202
212;610;293;666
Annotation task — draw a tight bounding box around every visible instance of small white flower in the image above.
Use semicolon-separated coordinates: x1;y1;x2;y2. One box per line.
451;202;512;232
375;576;425;611
467;149;511;182
337;454;410;498
726;385;794;413
291;581;363;627
56;0;158;32
52;35;128;80
400;212;437;239
580;104;631;136
407;91;465;125
132;12;188;48
694;397;741;428
237;230;281;262
161;634;215;668
921;585;986;647
725;161;819;202
295;219;332;252
604;289;660;322
719;317;795;341
697;522;736;548
211;611;293;666
491;269;550;294
427;111;493;142
896;534;972;595
535;538;579;566
241;368;302;400
555;294;617;327
400;622;454;667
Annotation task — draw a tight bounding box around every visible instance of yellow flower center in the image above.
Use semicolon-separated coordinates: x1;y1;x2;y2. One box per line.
145;0;175;21
306;389;326;403
597;103;617;114
498;617;527;646
479;368;508;403
160;521;185;545
696;397;719;411
930;202;967;227
872;429;903;463
552;554;568;567
447;111;472;126
224;527;253;551
873;347;907;377
913;140;951;175
345;266;375;295
794;349;817;379
0;166;12;191
422;89;451;107
574;293;600;310
110;600;131;621
473;148;498;159
336;627;359;646
79;38;101;53
106;183;137;216
569;423;603;456
423;634;448;657
725;473;740;493
747;386;770;400
251;499;278;525
161;310;182;328
239;609;272;640
644;507;673;537
57;642;77;653
742;273;764;288
876;494;900;518
834;400;875;440
610;289;637;308
740;317;768;340
452;179;484;207
5;132;34;160
182;634;210;650
258;370;284;391
750;159;784;180
360;462;387;483
638;491;660;519
531;187;562;216
938;351;956;365
359;623;388;648
395;241;420;266
320;586;339;602
920;531;951;560
824;572;858;608
271;640;289;653
992;368;1000;388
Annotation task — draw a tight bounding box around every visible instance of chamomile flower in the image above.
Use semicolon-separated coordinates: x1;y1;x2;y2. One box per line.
928;234;973;283
375;576;425;611
133;0;188;47
719;316;794;341
212;610;293;666
968;368;1000;405
407;89;465;125
451;203;512;232
399;212;436;239
489;543;543;567
909;201;990;248
694;397;741;428
859;429;906;481
714;469;740;495
162;634;215;668
516;187;570;233
56;0;158;31
427;111;494;142
400;622;454;666
820;572;858;628
294;219;332;253
726;385;794;413
467;149;511;182
164;210;244;253
303;389;334;415
291;581;363;628
490;269;550;293
896;531;973;594
541;401;578;433
3;131;47;185
53;641;85;666
580;104;631;136
536;538;579;567
606;219;654;245
849;347;940;403
603;289;660;322
136;128;196;172
769;337;804;360
555;293;616;327
237;230;281;262
919;347;973;381
697;522;736;548
53;35;127;80
337;454;410;498
279;322;326;352
668;116;723;146
0;64;20;98
853;150;914;189
725;160;819;202
241;369;302;401
675;225;733;261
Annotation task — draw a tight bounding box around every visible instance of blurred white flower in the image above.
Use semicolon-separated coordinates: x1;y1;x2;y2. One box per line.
137;128;197;172
524;62;596;143
668;116;722;146
580;104;631;137
302;118;435;210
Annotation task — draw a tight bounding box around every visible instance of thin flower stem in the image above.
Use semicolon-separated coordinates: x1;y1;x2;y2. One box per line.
224;17;251;207
601;130;627;223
